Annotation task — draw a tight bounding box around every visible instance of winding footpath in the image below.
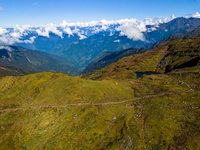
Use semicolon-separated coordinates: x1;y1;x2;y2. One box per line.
0;92;175;112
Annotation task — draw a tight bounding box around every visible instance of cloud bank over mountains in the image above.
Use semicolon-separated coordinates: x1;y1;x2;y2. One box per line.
192;12;200;18
0;12;200;45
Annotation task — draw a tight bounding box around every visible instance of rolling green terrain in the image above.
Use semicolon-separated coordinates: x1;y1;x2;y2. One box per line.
81;43;166;80
0;35;200;149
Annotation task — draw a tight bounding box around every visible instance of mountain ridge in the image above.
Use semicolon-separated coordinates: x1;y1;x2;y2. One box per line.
0;63;33;77
0;46;78;75
3;17;199;72
82;47;147;74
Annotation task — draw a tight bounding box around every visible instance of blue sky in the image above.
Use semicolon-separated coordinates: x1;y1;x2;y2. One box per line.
0;0;200;27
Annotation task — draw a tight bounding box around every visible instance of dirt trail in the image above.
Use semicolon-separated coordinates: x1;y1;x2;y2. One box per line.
0;93;175;112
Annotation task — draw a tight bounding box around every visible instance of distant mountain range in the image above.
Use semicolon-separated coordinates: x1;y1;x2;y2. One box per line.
82;26;200;74
1;16;200;75
0;46;78;75
82;47;146;74
17;17;200;70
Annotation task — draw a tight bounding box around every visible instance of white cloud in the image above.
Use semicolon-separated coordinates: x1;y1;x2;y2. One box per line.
0;46;13;51
63;27;73;37
109;32;114;36
171;14;176;19
1;12;200;45
68;27;87;40
0;34;36;45
192;12;200;18
24;36;36;43
9;24;34;38
79;34;87;40
0;27;8;35
36;23;63;38
0;34;20;45
147;27;157;32
116;24;146;41
113;39;120;43
185;14;192;19
36;29;49;37
10;32;21;38
101;25;108;30
58;16;174;41
0;6;3;11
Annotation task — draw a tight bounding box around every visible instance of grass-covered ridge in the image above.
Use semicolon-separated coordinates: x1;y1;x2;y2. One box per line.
164;37;200;72
0;70;200;149
81;45;167;80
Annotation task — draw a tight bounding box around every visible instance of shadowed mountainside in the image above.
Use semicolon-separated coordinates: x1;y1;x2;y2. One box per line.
0;46;78;76
0;64;33;77
82;47;146;74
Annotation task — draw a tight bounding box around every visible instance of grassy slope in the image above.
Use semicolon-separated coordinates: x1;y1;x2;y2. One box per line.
0;36;200;149
82;47;147;74
164;37;200;72
81;45;167;80
0;72;200;149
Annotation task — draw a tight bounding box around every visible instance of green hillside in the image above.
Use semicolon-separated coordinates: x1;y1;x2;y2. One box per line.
81;44;166;80
0;35;200;149
82;47;146;74
1;71;200;149
82;35;200;81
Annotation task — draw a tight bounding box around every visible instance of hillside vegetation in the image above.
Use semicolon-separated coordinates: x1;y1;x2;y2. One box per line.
82;47;146;74
0;35;200;149
81;44;166;80
82;35;200;81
